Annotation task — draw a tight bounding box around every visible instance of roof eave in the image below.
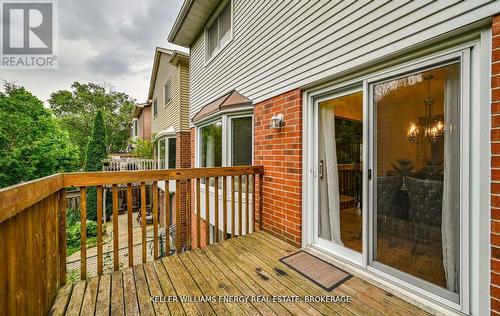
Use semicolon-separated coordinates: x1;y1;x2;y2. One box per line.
169;51;190;66
167;0;194;47
168;0;222;47
147;47;174;101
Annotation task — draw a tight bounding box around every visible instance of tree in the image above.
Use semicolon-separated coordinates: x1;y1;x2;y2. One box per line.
84;110;107;221
84;110;107;172
48;82;134;166
0;83;79;188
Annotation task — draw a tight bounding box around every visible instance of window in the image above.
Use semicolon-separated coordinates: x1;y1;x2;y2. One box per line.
198;116;253;168
200;121;223;168
153;99;158;117
231;117;252;166
164;80;171;105
133;119;138;137
206;1;232;59
158;137;177;169
158;139;165;169
167;138;176;169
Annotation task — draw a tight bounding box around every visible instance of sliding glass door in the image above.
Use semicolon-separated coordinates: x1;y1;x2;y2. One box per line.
316;89;363;261
312;57;464;305
371;62;461;302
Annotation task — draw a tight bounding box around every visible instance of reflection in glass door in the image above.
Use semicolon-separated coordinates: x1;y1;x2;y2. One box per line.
372;63;460;301
318;91;363;254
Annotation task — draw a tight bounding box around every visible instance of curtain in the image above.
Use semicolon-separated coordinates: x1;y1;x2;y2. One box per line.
442;64;460;293
319;104;343;245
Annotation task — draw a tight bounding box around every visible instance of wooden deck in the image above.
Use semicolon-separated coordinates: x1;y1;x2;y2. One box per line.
49;232;429;315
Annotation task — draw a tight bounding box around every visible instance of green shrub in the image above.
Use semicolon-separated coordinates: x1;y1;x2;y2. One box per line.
67;208;80;226
66;220;102;256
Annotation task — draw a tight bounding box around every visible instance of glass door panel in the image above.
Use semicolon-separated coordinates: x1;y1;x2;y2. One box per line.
372;63;460;299
318;91;363;254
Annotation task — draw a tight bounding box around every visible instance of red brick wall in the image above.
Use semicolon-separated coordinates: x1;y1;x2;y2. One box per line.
174;131;191;249
176;132;191;168
492;15;500;315
254;89;303;247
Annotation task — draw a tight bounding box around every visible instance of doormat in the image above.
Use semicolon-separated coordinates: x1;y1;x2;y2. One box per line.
279;251;352;291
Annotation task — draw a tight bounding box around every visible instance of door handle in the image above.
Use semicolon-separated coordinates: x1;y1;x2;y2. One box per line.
319;160;324;179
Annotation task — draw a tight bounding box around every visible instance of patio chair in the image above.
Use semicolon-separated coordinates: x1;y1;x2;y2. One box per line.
405;177;443;256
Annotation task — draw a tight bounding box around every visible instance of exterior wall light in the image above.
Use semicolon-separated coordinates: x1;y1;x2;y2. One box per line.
270;113;284;129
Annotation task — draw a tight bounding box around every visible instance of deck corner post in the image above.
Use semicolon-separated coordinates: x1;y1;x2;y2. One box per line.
58;188;67;286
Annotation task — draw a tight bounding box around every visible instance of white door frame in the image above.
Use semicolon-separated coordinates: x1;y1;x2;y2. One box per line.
302;31;491;314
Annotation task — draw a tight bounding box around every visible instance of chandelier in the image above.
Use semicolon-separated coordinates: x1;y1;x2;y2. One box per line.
407;75;444;144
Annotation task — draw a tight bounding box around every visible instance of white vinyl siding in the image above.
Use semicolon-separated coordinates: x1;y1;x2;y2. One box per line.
152;54;190;134
189;0;498;122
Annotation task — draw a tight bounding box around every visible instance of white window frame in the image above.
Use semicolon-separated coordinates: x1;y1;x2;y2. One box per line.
164;79;172;106
302;33;490;315
205;0;233;64
227;114;254;167
195;111;254;168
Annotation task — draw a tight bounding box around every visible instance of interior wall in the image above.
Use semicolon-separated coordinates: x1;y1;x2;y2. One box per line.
376;67;447;176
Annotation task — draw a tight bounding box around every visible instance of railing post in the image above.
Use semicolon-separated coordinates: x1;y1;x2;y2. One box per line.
176;180;181;252
58;189;67;286
80;187;87;280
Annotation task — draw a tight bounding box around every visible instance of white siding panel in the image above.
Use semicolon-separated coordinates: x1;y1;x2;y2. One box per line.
189;0;499;120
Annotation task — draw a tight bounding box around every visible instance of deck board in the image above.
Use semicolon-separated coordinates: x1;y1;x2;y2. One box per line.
110;271;125;315
122;267;140;315
142;262;170;316
53;232;430;315
80;276;99;316
94;273;110;316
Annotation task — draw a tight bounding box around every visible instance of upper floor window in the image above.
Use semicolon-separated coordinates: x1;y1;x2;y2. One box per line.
153;99;158;117
164;80;171;105
206;0;232;60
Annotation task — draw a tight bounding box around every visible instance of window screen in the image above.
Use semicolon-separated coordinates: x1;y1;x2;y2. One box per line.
153;100;157;117
219;2;231;45
231;117;252;166
168;138;176;169
208;21;218;57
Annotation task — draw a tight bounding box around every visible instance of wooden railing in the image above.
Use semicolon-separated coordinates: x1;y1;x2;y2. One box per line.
0;174;66;315
102;158;165;171
0;166;264;315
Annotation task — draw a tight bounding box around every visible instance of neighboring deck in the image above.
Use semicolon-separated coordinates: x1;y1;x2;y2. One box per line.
50;232;429;316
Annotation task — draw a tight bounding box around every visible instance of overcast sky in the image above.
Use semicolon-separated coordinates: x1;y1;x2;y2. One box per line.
0;0;187;104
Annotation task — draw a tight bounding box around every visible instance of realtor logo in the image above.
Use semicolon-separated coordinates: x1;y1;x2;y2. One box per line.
1;0;58;69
